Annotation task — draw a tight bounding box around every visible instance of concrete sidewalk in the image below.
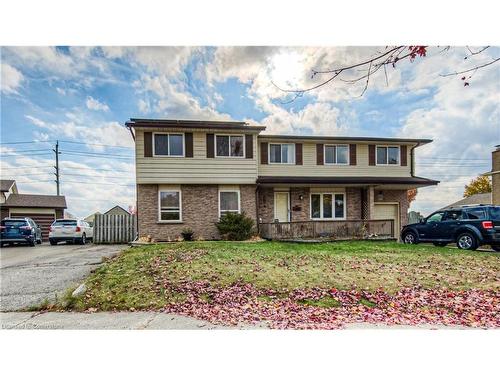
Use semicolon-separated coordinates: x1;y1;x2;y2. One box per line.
0;311;262;330
1;312;479;330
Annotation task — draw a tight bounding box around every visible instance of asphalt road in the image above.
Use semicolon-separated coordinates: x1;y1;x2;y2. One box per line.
0;242;125;311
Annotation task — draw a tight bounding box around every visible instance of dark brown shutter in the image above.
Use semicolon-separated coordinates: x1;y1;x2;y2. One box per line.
206;133;214;158
185;133;193;157
368;145;376;166
260;142;268;164
245;134;253;159
316;144;324;165
349;144;357;165
400;145;407;166
144;132;152;157
295;143;303;165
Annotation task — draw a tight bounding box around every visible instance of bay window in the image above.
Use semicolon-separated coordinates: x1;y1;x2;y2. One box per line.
310;193;345;220
159;190;182;222
216;135;244;157
269;143;295;164
376;146;399;165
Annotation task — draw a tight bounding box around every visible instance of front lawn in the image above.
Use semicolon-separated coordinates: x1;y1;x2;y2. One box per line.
61;241;500;328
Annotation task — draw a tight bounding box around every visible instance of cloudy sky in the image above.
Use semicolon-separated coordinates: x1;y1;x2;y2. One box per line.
1;46;499;218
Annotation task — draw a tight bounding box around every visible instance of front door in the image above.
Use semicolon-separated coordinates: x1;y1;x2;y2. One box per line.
274;192;290;222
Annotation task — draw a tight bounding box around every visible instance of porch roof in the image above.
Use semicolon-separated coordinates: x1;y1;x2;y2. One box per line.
256;176;439;188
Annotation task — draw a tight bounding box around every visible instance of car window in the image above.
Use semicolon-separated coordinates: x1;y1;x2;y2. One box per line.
443;210;463;221
1;220;26;227
465;208;486;220
427;212;444;223
53;220;78;226
489;207;500;220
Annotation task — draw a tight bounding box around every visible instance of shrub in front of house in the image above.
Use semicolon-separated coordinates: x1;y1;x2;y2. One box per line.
181;227;194;241
216;212;255;241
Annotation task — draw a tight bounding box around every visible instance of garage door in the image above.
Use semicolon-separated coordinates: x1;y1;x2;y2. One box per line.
374;203;399;239
10;213;55;241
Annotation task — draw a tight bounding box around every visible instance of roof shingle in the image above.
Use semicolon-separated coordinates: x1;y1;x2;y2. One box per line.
2;194;67;208
0;180;16;192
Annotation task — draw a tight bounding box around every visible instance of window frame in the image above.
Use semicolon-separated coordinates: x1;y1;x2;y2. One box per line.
375;145;400;166
215;134;246;158
218;189;241;217
152;132;185;157
310;192;346;220
268;143;296;164
324;144;350;165
158;189;182;223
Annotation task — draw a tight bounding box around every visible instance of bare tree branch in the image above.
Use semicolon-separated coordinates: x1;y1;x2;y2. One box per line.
440;57;500;77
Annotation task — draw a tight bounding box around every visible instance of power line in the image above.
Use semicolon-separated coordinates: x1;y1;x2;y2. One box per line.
59;140;132;149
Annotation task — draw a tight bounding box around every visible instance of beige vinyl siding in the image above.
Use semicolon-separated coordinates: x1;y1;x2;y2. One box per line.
135;128;258;184
258;140;413;177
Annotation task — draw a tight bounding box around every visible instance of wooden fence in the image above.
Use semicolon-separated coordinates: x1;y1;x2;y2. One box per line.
93;214;137;244
259;219;394;241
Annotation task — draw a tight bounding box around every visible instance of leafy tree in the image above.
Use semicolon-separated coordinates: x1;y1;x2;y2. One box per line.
463;175;491;197
407;188;417;204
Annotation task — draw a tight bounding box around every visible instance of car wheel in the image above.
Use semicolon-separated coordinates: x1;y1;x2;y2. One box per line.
49;239;57;246
491;245;500;252
433;242;447;247
402;231;418;244
81;233;86;245
456;232;478;250
28;240;36;247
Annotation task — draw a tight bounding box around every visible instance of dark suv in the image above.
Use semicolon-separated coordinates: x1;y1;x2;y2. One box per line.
0;217;43;247
401;205;500;251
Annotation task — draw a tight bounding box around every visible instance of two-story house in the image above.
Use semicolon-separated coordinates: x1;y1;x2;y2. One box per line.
126;118;439;241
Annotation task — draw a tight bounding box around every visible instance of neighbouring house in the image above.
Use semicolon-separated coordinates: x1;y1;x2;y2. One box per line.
441;192;492;210
0;186;67;239
84;211;101;225
483;145;499;205
126;118;439;241
103;205;131;216
0;179;18;203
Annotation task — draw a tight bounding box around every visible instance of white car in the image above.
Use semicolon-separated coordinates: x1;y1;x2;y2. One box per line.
49;219;93;245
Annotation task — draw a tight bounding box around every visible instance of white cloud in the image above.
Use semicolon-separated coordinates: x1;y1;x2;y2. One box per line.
400;48;500;215
25;115;134;149
86;96;110;112
1;63;24;94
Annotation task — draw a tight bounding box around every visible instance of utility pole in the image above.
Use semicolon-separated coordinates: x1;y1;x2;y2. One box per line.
53;140;60;195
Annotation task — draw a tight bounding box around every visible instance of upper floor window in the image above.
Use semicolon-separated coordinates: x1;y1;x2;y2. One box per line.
216;135;244;157
269;143;295;164
154;133;184;157
324;145;349;165
376;146;399;165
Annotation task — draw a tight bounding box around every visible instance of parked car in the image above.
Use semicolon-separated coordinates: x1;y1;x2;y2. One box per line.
0;217;43;247
49;219;93;245
401;204;500;251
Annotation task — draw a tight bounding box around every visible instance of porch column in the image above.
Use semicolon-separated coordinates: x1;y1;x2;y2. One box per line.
367;186;375;219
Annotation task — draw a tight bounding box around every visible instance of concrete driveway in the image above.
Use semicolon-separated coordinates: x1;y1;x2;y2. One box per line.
0;242;125;311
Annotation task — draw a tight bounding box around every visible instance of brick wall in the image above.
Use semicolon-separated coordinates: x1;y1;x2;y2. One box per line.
290;187;310;222
137;184;257;241
374;189;409;227
257;187;274;223
346;187;362;220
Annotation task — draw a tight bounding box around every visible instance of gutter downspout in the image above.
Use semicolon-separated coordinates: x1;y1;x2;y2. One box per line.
125;123;138;241
410;142;419;177
255;185;260;236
